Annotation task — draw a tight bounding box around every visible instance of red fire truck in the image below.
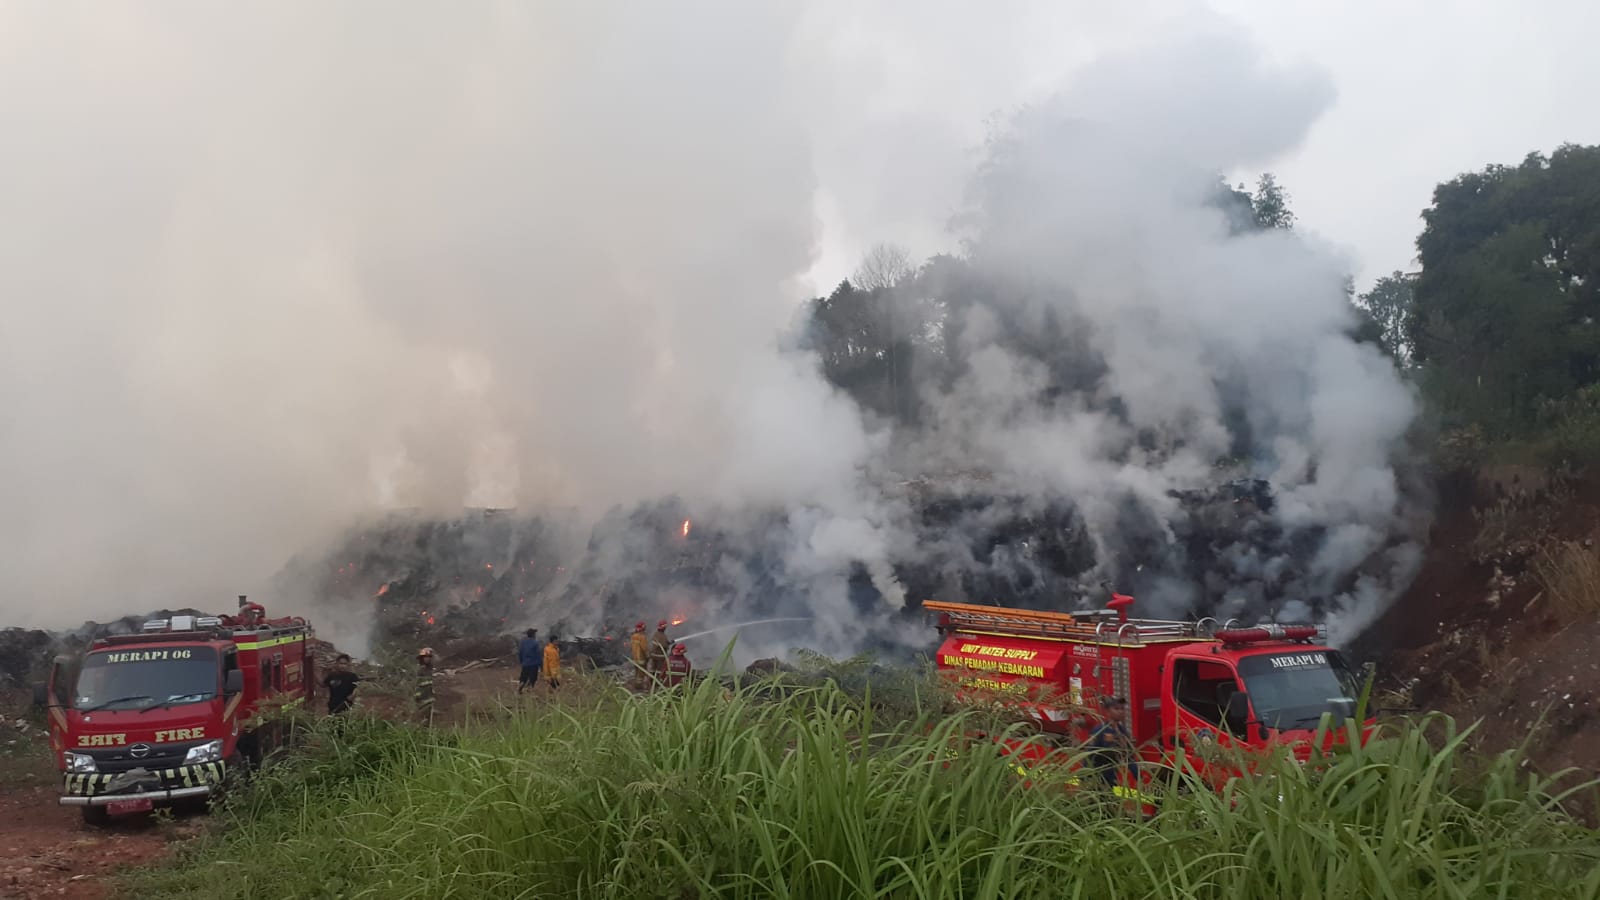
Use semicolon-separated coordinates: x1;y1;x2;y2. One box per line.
925;594;1371;793
35;597;315;823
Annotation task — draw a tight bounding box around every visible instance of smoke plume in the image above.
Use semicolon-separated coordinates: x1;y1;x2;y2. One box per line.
0;3;1423;657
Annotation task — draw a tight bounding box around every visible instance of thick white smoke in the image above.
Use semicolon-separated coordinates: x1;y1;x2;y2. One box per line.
903;26;1423;639
0;2;1421;653
0;1;870;629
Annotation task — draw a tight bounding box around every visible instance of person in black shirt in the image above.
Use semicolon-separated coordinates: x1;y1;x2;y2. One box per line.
323;653;361;715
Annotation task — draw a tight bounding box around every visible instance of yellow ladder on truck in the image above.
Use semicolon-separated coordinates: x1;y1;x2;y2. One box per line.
923;599;1211;646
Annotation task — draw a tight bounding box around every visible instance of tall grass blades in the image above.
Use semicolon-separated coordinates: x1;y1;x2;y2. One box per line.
133;676;1600;900
1534;538;1600;619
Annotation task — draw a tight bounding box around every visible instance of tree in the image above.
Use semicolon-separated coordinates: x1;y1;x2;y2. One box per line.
852;242;914;292
1411;143;1600;434
1251;173;1295;230
1355;271;1417;364
799;271;938;424
1209;173;1294;233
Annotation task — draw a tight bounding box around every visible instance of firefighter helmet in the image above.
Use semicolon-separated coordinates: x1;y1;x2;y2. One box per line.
670;643;686;656
635;621;646;632
657;620;668;630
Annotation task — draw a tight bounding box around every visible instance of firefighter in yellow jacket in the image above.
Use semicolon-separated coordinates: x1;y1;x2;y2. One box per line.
629;621;649;690
650;620;671;680
543;634;562;690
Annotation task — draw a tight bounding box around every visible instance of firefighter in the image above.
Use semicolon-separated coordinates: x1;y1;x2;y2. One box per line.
517;628;542;694
650;620;671;680
543;633;562;690
629;621;649;690
414;647;436;723
665;643;692;688
322;653;360;715
1086;696;1139;792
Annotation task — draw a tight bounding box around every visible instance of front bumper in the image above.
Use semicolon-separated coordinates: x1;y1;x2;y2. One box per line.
59;761;226;806
60;785;214;807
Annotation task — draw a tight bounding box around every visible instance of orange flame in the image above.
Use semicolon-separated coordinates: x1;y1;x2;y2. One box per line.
681;518;691;537
670;617;685;626
485;563;493;570
374;584;390;598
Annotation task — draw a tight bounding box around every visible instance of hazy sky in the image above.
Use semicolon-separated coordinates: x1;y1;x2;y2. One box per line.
806;0;1600;293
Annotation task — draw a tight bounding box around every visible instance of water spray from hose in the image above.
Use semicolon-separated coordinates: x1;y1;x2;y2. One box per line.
672;617;813;643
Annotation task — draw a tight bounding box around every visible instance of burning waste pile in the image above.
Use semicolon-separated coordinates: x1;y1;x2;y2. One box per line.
272;464;1424;671
269;508;585;664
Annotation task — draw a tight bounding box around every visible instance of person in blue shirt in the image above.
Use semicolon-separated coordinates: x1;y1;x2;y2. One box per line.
1086;696;1139;788
517;628;543;694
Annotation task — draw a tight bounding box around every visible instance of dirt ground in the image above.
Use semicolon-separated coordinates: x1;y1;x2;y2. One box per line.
0;727;206;900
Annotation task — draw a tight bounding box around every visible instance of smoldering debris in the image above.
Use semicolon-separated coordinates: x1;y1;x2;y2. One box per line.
270;466;1419;664
0;629;55;690
0;608;211;690
268;508;585;660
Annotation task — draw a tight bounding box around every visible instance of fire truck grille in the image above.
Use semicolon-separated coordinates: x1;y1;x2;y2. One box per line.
84;741;202;773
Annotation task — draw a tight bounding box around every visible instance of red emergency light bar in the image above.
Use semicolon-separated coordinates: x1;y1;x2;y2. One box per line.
1214;625;1319;645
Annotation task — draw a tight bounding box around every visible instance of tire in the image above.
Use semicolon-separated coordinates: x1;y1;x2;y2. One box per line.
174;794;212;816
81;805;110;826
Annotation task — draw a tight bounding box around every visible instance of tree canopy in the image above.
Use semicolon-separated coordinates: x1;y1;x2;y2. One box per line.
803;141;1600;464
798;172;1306;427
1250;173;1296;230
1410;143;1600;434
1356;271;1416;364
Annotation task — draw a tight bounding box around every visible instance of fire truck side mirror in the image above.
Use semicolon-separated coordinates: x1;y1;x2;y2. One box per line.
224;669;245;695
45;655;71;708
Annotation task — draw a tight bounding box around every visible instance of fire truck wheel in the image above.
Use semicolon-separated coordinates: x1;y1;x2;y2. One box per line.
173;795;211;815
81;805;110;826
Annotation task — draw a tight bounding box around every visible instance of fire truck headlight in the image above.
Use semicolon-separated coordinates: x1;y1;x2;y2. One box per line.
65;752;97;774
183;739;224;765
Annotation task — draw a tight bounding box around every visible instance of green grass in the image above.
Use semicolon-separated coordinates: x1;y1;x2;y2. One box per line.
130;674;1600;900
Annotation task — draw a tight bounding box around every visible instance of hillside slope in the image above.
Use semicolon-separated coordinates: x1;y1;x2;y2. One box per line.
1361;468;1600;787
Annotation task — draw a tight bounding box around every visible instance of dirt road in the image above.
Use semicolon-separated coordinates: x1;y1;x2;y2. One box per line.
0;728;203;900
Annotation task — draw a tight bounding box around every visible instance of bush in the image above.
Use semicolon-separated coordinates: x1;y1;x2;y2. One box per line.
1433;424;1486;472
133;678;1600;900
1544;385;1600;470
1534;539;1600;620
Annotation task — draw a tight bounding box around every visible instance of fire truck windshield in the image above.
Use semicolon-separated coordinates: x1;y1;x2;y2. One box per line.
73;647;220;712
1237;650;1361;730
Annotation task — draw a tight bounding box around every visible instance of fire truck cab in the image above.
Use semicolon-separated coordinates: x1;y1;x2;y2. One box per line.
35;597;315;823
926;594;1370;788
